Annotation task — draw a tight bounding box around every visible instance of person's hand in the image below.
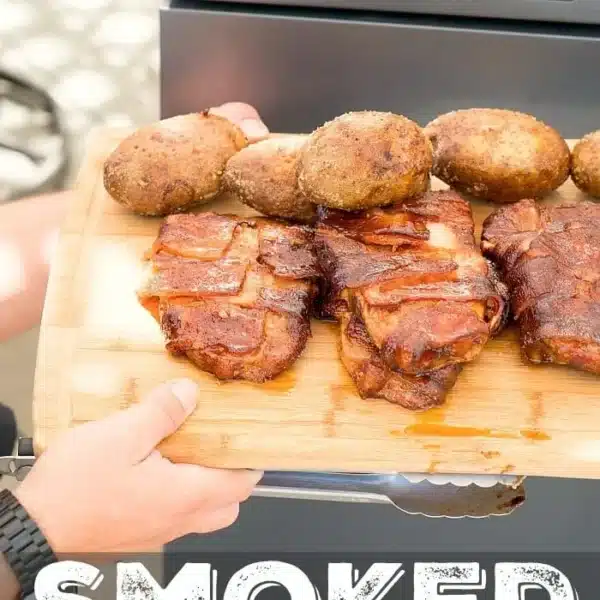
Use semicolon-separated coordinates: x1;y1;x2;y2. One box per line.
15;378;263;554
209;101;270;143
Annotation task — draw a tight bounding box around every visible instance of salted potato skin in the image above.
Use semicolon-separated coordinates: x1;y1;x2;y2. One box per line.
297;111;432;211
222;134;317;223
571;130;600;198
103;112;248;216
424;108;570;204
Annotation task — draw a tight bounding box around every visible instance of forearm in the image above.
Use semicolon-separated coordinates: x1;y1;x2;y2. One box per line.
0;553;20;600
0;192;69;343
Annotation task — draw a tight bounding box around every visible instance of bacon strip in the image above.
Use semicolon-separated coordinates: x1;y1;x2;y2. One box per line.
139;213;319;382
482;199;600;375
315;190;508;409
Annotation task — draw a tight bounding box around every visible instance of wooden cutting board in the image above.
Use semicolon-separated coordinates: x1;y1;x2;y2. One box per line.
33;127;600;479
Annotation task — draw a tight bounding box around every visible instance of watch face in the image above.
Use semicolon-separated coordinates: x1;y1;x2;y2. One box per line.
0;70;68;204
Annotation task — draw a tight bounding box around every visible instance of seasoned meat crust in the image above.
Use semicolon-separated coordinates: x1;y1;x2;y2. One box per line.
571;130;600;199
316;190;508;377
222;135;317;223
103;112;248;216
297;111;432;211
138;212;320;382
482;199;600;375
424;108;570;204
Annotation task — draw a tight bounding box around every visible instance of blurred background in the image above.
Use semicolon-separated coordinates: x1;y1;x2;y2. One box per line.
0;0;163;453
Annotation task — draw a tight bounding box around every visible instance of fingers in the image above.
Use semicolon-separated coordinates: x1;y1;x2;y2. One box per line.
168;463;262;511
139;453;263;513
187;503;241;534
210;102;270;143
122;504;242;550
168;504;241;541
211;101;262;121
101;379;199;463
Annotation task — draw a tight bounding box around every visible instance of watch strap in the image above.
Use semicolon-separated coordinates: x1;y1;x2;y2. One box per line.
0;489;57;599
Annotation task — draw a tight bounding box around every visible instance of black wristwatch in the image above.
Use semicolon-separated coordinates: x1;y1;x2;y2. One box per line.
0;489;57;599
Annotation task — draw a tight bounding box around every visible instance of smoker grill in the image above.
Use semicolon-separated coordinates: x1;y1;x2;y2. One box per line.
177;0;600;24
158;0;600;551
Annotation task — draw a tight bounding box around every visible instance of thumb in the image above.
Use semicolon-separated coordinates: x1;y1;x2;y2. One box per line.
107;378;199;464
209;101;270;143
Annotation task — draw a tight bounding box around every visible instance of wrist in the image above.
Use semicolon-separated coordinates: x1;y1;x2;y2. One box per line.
0;551;20;600
14;485;69;557
0;489;58;598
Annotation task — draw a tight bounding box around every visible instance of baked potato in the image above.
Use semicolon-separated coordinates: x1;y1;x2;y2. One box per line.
297;111;432;211
222;134;317;223
103;111;247;216
571;130;600;198
424;108;570;203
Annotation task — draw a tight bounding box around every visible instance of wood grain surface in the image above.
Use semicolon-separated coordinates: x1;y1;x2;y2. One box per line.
33;127;600;478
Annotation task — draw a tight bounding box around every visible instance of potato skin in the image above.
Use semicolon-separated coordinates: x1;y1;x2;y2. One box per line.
424;108;570;204
571;130;600;198
297;111;432;211
222;134;317;223
103;112;248;216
